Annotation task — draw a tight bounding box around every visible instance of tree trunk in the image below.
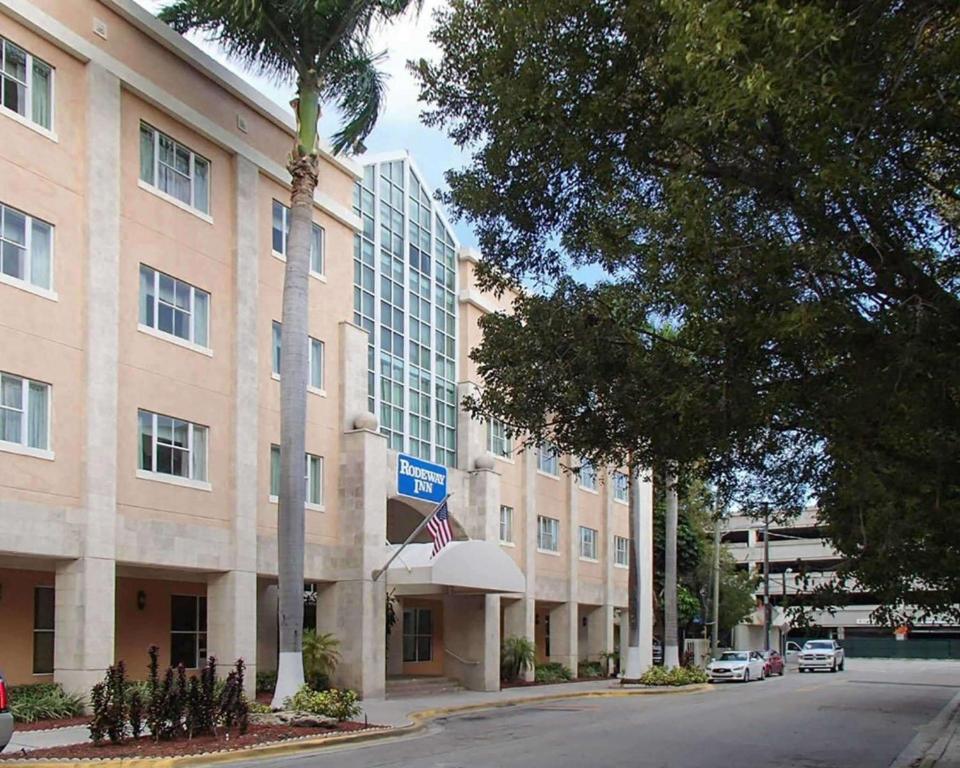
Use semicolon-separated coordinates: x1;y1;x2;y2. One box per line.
623;463;643;679
663;468;680;669
272;81;320;709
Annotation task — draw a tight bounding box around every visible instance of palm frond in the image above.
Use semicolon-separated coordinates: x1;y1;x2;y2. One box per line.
324;44;387;155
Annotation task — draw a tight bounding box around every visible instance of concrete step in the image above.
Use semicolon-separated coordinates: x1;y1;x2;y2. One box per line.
385;676;465;699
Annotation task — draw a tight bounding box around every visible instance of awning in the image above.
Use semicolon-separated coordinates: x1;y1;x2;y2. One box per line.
385;541;526;594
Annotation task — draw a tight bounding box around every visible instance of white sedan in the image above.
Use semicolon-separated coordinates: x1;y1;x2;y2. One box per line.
707;650;768;683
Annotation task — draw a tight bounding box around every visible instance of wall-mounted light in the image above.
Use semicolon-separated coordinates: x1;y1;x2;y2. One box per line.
137;590;146;611
582;616;588;628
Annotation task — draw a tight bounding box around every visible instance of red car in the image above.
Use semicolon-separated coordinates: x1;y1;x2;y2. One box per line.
761;650;785;676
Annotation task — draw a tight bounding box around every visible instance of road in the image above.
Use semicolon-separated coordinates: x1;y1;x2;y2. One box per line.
237;659;960;768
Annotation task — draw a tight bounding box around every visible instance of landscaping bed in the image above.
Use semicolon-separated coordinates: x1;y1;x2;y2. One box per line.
12;717;91;733
501;675;609;689
0;721;384;761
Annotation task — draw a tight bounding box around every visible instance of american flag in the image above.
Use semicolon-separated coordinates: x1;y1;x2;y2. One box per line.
426;499;453;557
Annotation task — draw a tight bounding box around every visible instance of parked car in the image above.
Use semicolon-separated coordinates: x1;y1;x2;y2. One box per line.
761;649;785;676
707;650;767;683
0;670;13;751
798;639;845;673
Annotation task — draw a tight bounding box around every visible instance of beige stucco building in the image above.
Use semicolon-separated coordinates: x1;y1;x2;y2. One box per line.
0;0;654;698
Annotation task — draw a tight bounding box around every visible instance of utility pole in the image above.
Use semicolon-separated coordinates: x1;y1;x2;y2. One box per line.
711;504;722;659
763;507;771;652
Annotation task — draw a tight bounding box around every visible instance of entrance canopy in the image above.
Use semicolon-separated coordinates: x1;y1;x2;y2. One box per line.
385;541;525;594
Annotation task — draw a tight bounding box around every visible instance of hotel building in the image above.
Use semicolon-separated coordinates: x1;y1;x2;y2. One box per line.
0;0;655;697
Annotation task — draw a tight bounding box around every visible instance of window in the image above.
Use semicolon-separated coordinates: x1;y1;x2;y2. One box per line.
139;123;210;214
270;445;324;507
170;595;207;669
402;607;433;662
271;321;325;390
272;200;325;276
0;37;53;131
33;586;54;674
488;418;514;459
615;535;629;567
1;202;53;292
614;471;629;503
579;526;598;560
0;371;50;451
138;409;208;482
499;505;514;544
537;515;559;552
537;442;559;475
139;265;209;348
579;460;597;491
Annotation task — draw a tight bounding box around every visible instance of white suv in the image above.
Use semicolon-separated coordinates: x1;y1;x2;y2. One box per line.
798;639;845;673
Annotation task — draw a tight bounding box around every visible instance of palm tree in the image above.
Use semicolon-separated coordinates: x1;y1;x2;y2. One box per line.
158;0;420;707
663;468;680;668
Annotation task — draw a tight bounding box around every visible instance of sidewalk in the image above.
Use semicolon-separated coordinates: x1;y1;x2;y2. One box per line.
894;690;960;768
0;678;664;755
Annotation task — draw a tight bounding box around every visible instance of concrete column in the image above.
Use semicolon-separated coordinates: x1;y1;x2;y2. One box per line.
207;571;257;696
600;470;617;674
56;63;120;694
636;467;655;670
567;470;579;674
456;381;488;472
256;581;278;674
442;593;500;691
339;322;372;433
518;448;539;681
208;155;260;697
548;602;579;674
332;415;389;698
586;604;615;663
462;464;500;542
386;596;403;677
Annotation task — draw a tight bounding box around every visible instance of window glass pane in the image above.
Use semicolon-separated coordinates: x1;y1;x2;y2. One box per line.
31;59;51;129
171;595;197;631
310;225;324;274
34;586;54;630
307;455;322;505
30;219;51;289
272;201;285;253
191;425;207;481
170;632;197;669
270;445;280;497
3;207;25;244
193;157;209;214
198;597;207;632
272;322;282;375
27;380;47;449
402;634;416;662
193;289;208;347
417;636;431;661
33;631;53;675
310;338;323;389
3;41;25;80
138;410;152;470
139;124;155;184
2;77;24;117
1;240;24;280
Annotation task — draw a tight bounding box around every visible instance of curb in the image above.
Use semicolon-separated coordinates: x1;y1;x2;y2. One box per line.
891;689;960;768
2;683;711;768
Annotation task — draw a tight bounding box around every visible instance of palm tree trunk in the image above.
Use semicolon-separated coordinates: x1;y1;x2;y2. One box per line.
272;80;320;709
623;463;643;679
663;468;680;668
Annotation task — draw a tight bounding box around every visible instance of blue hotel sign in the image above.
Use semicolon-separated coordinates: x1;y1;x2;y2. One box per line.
397;453;447;503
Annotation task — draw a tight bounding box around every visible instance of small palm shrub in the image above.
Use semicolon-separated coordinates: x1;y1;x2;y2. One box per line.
637;666;709;686
534;662;572;684
501;636;536;682
578;660;605;679
302;630;341;691
9;683;85;724
284;685;361;722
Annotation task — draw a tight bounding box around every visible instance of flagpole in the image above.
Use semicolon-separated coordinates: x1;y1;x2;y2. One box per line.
371;493;452;582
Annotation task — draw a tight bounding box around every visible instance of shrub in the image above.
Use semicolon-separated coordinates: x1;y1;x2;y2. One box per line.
534;662;572;684
578;661;605;679
89;661;129;744
256;670;277;694
501;636;536;682
284;685;361;722
302;630;341;691
637;666;709;687
8;684;85;724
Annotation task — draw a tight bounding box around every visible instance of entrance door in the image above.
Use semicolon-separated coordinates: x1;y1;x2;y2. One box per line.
402;604;444;675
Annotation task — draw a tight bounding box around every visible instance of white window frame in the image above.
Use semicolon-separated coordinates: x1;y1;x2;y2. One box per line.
499;504;514;544
537;443;559;476
137;409;209;489
0;36;55;138
269;444;325;510
139;122;211;218
272;321;325;394
579;525;598;561
614;535;630;568
170;594;207;670
0;371;52;459
537;515;559;553
488;418;514;460
613;471;629;503
0;202;55;299
271;199;326;279
579;459;597;492
138;264;211;354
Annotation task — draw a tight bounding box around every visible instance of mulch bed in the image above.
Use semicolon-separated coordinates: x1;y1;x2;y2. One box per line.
501;675;611;689
0;722;384;761
13;718;91;733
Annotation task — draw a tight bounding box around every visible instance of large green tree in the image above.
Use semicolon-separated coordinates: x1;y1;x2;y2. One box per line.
160;0;418;705
416;0;960;622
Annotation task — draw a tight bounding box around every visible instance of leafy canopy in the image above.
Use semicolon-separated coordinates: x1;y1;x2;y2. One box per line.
416;0;960;621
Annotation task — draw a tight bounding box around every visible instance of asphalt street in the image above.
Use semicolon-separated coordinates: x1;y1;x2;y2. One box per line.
235;659;960;768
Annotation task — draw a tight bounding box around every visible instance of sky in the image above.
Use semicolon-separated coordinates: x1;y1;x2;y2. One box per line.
134;0;478;248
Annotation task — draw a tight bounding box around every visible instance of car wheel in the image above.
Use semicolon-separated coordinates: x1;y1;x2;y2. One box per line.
761;668;766;680
839;659;845;671
779;667;785;676
743;670;750;683
799;667;806;673
831;661;837;673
